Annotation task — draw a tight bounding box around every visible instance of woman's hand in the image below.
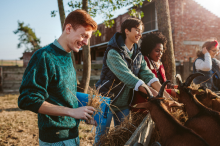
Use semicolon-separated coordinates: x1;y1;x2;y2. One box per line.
202;47;208;54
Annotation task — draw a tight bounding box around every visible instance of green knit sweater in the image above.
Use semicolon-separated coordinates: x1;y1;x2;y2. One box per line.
18;43;79;143
106;49;155;111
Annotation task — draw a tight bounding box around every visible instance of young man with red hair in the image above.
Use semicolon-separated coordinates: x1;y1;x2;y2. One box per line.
18;9;97;146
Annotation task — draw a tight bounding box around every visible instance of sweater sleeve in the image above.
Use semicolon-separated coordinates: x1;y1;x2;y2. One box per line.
18;51;51;113
195;53;212;71
139;55;158;86
106;49;140;89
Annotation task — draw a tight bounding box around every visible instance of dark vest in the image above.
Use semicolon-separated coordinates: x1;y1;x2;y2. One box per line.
193;57;220;91
96;45;143;104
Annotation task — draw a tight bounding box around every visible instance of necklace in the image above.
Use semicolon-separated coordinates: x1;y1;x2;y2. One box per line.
150;59;161;73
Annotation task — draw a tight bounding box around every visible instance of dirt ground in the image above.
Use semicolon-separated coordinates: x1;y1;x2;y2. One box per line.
0;93;96;146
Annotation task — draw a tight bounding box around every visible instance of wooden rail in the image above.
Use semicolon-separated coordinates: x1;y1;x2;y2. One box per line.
125;113;155;146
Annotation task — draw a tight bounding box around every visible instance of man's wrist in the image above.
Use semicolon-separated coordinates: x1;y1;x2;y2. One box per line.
65;107;73;117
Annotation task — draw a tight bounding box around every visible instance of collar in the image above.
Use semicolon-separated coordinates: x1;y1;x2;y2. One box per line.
53;39;71;53
125;45;134;53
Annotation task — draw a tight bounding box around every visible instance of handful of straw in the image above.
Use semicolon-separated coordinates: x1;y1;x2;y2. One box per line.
86;87;106;122
67;86;110;122
96;112;145;146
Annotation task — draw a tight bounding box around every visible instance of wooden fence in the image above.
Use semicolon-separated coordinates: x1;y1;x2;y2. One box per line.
0;62;195;92
125;113;154;146
176;61;193;82
0;64;102;93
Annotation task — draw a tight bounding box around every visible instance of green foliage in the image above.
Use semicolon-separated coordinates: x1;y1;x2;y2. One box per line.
14;21;41;52
128;9;145;19
93;30;102;37
51;10;58;17
51;0;152;36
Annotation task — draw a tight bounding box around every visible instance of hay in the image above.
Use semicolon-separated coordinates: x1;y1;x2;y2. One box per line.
170;107;188;125
96;112;145;146
75;85;189;145
87;87;105;116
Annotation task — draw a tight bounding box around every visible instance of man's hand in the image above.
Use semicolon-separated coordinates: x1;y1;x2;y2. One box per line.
68;106;95;121
151;81;173;100
138;83;158;97
138;84;183;111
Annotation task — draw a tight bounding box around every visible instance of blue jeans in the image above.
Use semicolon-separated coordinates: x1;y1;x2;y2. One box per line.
94;108;130;144
39;137;80;146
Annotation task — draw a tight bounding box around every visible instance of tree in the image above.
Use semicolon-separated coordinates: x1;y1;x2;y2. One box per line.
52;0;151;93
56;0;79;85
155;0;176;83
57;0;66;30
14;21;41;52
80;0;91;93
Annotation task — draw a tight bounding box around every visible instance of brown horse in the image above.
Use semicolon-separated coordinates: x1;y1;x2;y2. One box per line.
176;73;220;146
133;80;209;146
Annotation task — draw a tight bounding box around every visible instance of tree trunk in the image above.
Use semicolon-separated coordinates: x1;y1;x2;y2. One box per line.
82;0;88;11
80;41;91;93
57;0;65;30
57;0;79;88
80;0;91;93
155;0;176;83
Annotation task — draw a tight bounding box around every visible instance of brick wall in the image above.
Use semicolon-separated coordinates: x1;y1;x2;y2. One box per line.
169;0;220;62
22;50;37;67
90;0;220;62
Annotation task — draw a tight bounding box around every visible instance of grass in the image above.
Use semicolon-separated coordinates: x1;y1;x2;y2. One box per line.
0;93;96;146
0;60;23;67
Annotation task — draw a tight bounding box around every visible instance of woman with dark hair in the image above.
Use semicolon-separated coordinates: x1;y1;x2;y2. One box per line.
193;40;220;90
141;31;176;95
130;31;179;113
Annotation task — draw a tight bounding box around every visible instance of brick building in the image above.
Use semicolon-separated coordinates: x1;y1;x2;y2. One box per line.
21;50;38;67
22;0;220;67
169;0;220;63
75;0;220;65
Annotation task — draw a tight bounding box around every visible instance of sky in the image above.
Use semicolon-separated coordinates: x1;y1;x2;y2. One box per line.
0;0;220;60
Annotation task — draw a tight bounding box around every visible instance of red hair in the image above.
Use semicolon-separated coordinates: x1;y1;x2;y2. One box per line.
63;9;97;31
